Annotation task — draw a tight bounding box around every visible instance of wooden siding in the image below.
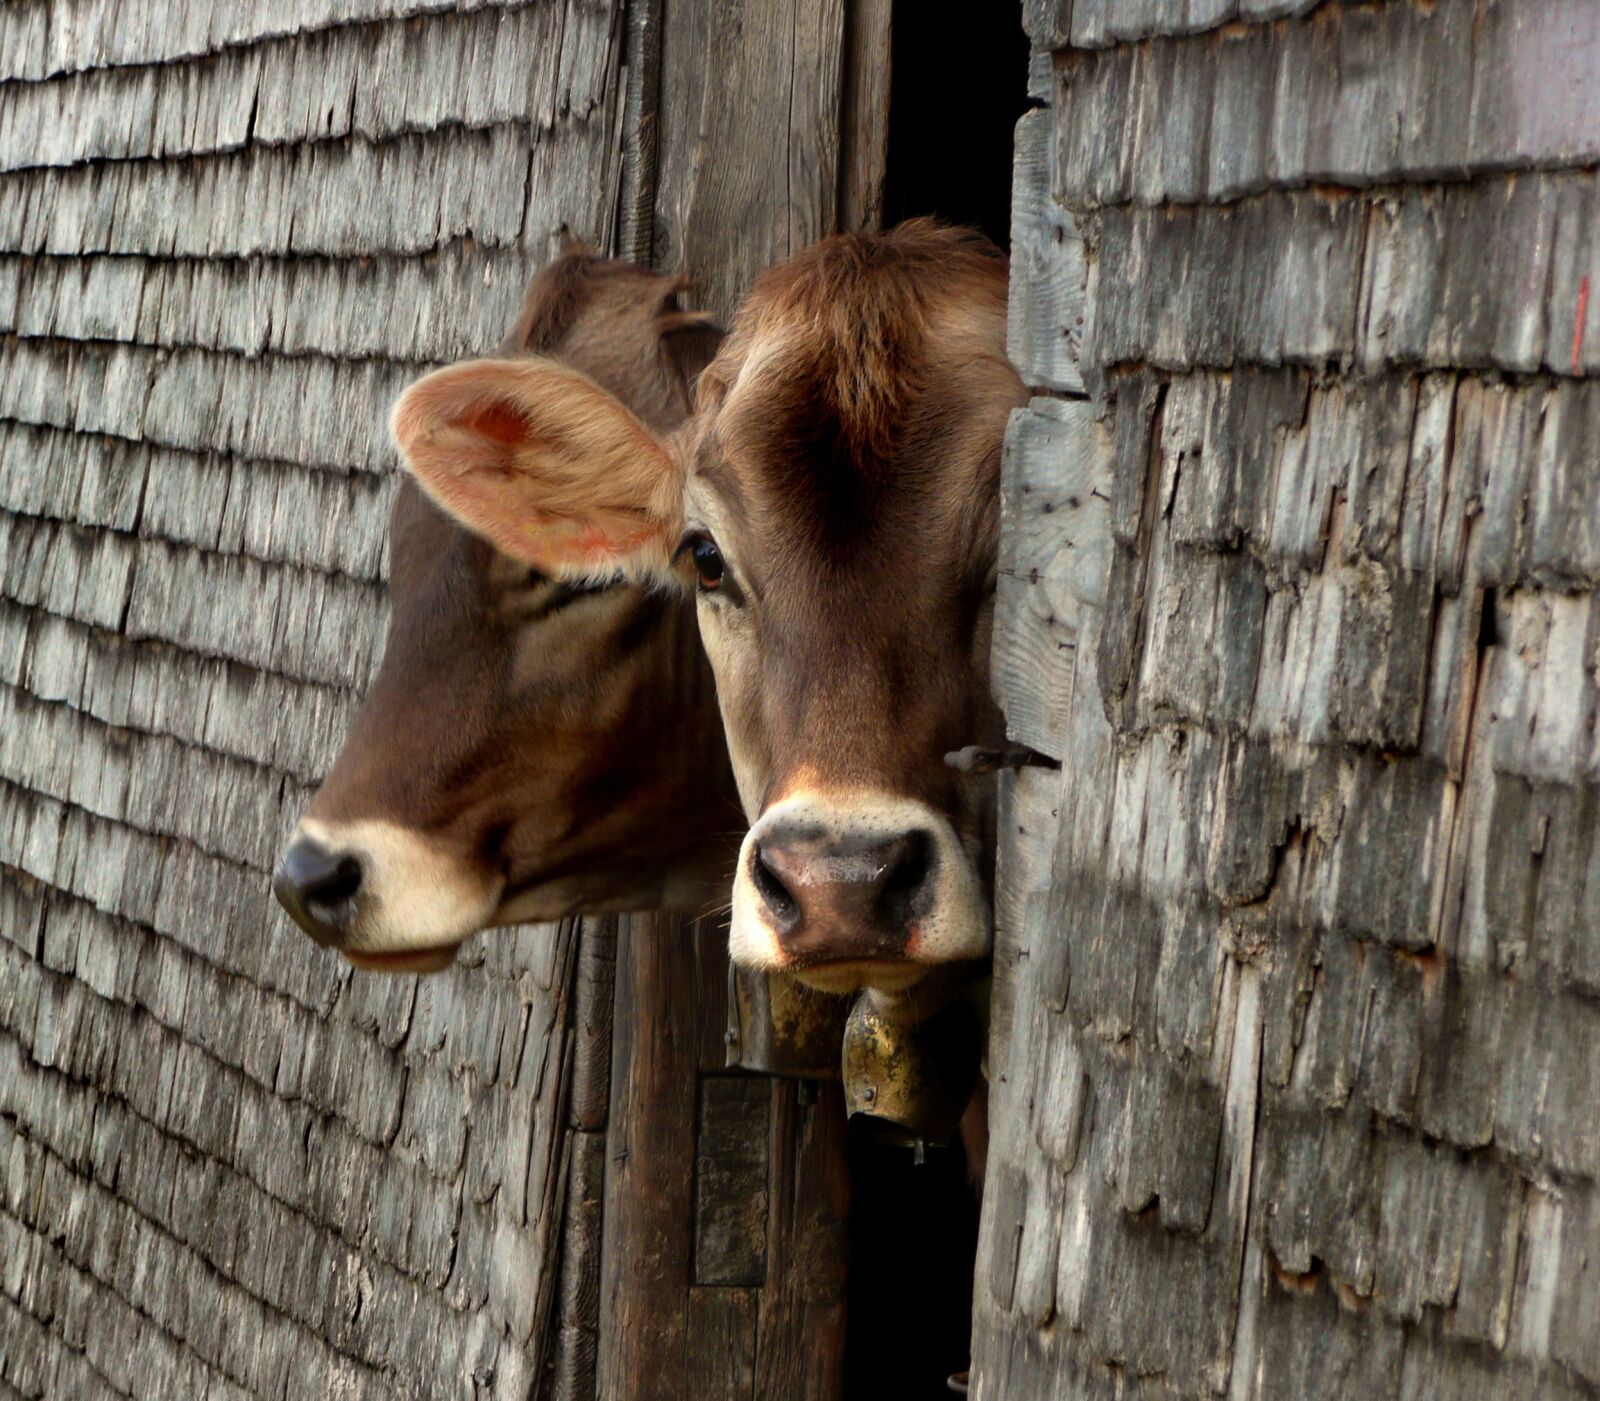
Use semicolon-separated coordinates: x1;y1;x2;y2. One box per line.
977;2;1600;1397
0;8;616;1397
0;2;871;1398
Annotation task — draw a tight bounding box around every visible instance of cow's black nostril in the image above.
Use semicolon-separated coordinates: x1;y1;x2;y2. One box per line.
751;843;800;932
273;837;363;946
875;829;933;931
307;854;362;906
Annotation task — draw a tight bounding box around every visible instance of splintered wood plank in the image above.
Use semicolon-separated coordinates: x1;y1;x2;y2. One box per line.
684;1288;758;1400
550;1129;608;1400
993;397;1114;760
839;0;891;232
591;4;863;1394
752;1082;850;1401
598;912;704;1396
650;0;847;319
598;914;850;1400
1009;108;1084;394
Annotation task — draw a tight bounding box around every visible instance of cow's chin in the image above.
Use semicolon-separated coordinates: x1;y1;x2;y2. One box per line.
790;959;930;997
492;859;735;925
342;944;462;974
330;867;720;974
490;876;666;926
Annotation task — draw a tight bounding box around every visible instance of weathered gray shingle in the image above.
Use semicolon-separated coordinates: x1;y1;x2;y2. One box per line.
0;0;539;81
0;122;539;258
1;2;614;174
0;2;616;1392
1058;0;1600;194
1007;110;1084;394
0;338;418;472
1085;174;1600;378
0;246;556;361
977;2;1600;1397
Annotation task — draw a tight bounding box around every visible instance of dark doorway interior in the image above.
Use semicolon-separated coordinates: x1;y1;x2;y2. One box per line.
844;1126;983;1398
842;7;1028;1397
881;0;1030;249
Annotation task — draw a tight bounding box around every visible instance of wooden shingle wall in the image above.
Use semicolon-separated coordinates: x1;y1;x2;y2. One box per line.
0;4;629;1396
0;2;874;1398
979;2;1600;1397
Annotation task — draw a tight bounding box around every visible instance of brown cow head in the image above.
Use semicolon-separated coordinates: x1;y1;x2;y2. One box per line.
273;253;740;973
398;222;1023;996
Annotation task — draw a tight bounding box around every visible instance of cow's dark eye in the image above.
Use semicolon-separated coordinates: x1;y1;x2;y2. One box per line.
689;535;726;591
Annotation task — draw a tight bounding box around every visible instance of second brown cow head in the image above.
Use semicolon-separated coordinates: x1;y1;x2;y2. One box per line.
397;222;1024;996
273;253;740;972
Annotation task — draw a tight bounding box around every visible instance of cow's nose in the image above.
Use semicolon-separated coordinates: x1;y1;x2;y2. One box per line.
752;824;935;962
273;837;363;946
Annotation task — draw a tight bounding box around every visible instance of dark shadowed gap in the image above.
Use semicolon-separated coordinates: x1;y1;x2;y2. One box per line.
843;6;1027;1397
845;1126;982;1397
881;0;1030;249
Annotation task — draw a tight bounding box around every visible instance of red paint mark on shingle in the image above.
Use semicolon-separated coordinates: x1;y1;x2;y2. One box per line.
1574;275;1590;375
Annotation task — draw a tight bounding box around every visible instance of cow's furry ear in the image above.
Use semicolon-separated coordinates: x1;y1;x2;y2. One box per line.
391;356;684;579
660;310;725;395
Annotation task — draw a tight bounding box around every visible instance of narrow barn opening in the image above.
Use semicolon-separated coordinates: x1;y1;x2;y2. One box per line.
845;6;1028;1396
881;0;1029;248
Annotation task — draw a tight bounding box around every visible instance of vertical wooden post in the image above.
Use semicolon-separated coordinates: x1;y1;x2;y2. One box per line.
584;3;897;1392
598;914;850;1399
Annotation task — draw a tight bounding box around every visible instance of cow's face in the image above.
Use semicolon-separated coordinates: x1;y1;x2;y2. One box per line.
401;223;1022;996
272;255;740;972
680;228;1021;995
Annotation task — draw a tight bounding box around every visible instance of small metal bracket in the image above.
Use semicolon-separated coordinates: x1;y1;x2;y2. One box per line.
944;743;1061;777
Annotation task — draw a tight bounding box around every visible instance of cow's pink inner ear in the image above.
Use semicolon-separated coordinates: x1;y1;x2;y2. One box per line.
392;355;686;581
462;401;533;449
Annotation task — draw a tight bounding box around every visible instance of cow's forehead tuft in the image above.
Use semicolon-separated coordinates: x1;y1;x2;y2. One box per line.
695;248;1005;535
